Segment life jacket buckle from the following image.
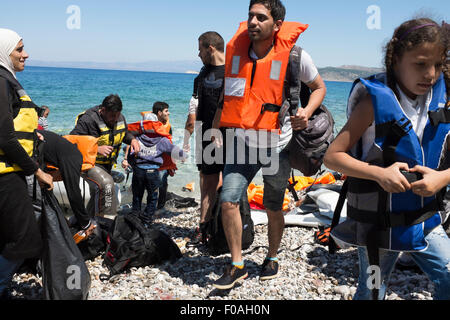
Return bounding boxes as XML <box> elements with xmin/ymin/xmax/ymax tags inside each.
<box><xmin>261</xmin><ymin>103</ymin><xmax>281</xmax><ymax>115</ymax></box>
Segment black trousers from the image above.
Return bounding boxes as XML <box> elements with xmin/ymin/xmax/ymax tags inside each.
<box><xmin>0</xmin><ymin>173</ymin><xmax>42</xmax><ymax>260</ymax></box>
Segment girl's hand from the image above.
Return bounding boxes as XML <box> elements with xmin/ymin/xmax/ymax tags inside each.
<box><xmin>375</xmin><ymin>162</ymin><xmax>411</xmax><ymax>193</ymax></box>
<box><xmin>410</xmin><ymin>165</ymin><xmax>447</xmax><ymax>197</ymax></box>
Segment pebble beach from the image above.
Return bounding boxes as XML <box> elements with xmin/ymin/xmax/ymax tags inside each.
<box><xmin>9</xmin><ymin>199</ymin><xmax>435</xmax><ymax>301</ymax></box>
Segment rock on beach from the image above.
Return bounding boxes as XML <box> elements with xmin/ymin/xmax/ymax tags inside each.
<box><xmin>9</xmin><ymin>203</ymin><xmax>433</xmax><ymax>300</ymax></box>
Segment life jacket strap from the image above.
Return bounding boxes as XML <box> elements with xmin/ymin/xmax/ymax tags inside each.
<box><xmin>260</xmin><ymin>103</ymin><xmax>281</xmax><ymax>114</ymax></box>
<box><xmin>328</xmin><ymin>179</ymin><xmax>349</xmax><ymax>255</ymax></box>
<box><xmin>379</xmin><ymin>119</ymin><xmax>412</xmax><ymax>167</ymax></box>
<box><xmin>347</xmin><ymin>198</ymin><xmax>440</xmax><ymax>228</ymax></box>
<box><xmin>428</xmin><ymin>106</ymin><xmax>450</xmax><ymax>126</ymax></box>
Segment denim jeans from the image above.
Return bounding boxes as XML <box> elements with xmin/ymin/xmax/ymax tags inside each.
<box><xmin>131</xmin><ymin>167</ymin><xmax>162</xmax><ymax>224</ymax></box>
<box><xmin>0</xmin><ymin>255</ymin><xmax>23</xmax><ymax>297</ymax></box>
<box><xmin>355</xmin><ymin>225</ymin><xmax>450</xmax><ymax>300</ymax></box>
<box><xmin>157</xmin><ymin>170</ymin><xmax>169</xmax><ymax>210</ymax></box>
<box><xmin>220</xmin><ymin>137</ymin><xmax>291</xmax><ymax>212</ymax></box>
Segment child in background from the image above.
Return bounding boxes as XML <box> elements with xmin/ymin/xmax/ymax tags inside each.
<box><xmin>128</xmin><ymin>113</ymin><xmax>185</xmax><ymax>227</ymax></box>
<box><xmin>324</xmin><ymin>18</ymin><xmax>450</xmax><ymax>300</ymax></box>
<box><xmin>38</xmin><ymin>105</ymin><xmax>50</xmax><ymax>130</ymax></box>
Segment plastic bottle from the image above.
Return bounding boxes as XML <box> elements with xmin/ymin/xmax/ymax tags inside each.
<box><xmin>73</xmin><ymin>230</ymin><xmax>87</xmax><ymax>244</ymax></box>
<box><xmin>73</xmin><ymin>220</ymin><xmax>97</xmax><ymax>244</ymax></box>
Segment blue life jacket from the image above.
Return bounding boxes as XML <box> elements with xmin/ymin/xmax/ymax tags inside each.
<box><xmin>331</xmin><ymin>73</ymin><xmax>449</xmax><ymax>252</ymax></box>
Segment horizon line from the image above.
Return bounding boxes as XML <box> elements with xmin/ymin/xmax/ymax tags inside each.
<box><xmin>26</xmin><ymin>60</ymin><xmax>382</xmax><ymax>75</ymax></box>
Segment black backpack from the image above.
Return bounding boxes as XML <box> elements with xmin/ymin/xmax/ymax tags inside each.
<box><xmin>206</xmin><ymin>187</ymin><xmax>255</xmax><ymax>256</ymax></box>
<box><xmin>70</xmin><ymin>216</ymin><xmax>114</xmax><ymax>261</ymax></box>
<box><xmin>102</xmin><ymin>213</ymin><xmax>182</xmax><ymax>278</ymax></box>
<box><xmin>282</xmin><ymin>46</ymin><xmax>335</xmax><ymax>176</ymax></box>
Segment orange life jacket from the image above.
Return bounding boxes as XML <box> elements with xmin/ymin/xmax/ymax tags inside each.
<box><xmin>220</xmin><ymin>21</ymin><xmax>308</xmax><ymax>132</ymax></box>
<box><xmin>140</xmin><ymin>111</ymin><xmax>172</xmax><ymax>134</ymax></box>
<box><xmin>127</xmin><ymin>120</ymin><xmax>177</xmax><ymax>171</ymax></box>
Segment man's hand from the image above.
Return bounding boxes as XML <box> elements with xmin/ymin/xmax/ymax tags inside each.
<box><xmin>290</xmin><ymin>108</ymin><xmax>311</xmax><ymax>131</ymax></box>
<box><xmin>97</xmin><ymin>145</ymin><xmax>113</xmax><ymax>157</ymax></box>
<box><xmin>35</xmin><ymin>168</ymin><xmax>54</xmax><ymax>191</ymax></box>
<box><xmin>130</xmin><ymin>138</ymin><xmax>140</xmax><ymax>154</ymax></box>
<box><xmin>122</xmin><ymin>159</ymin><xmax>130</xmax><ymax>169</ymax></box>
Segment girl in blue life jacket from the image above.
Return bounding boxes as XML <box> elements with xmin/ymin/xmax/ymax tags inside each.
<box><xmin>324</xmin><ymin>18</ymin><xmax>450</xmax><ymax>300</ymax></box>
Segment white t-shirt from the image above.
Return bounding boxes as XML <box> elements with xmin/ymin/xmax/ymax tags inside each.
<box><xmin>188</xmin><ymin>96</ymin><xmax>198</xmax><ymax>115</ymax></box>
<box><xmin>236</xmin><ymin>47</ymin><xmax>319</xmax><ymax>150</ymax></box>
<box><xmin>396</xmin><ymin>84</ymin><xmax>429</xmax><ymax>142</ymax></box>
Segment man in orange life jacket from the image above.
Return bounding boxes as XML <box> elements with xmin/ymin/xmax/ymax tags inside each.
<box><xmin>211</xmin><ymin>0</ymin><xmax>326</xmax><ymax>289</ymax></box>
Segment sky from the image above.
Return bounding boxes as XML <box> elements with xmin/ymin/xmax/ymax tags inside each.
<box><xmin>0</xmin><ymin>0</ymin><xmax>448</xmax><ymax>71</ymax></box>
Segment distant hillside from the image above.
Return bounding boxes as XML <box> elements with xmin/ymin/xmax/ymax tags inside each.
<box><xmin>319</xmin><ymin>65</ymin><xmax>383</xmax><ymax>82</ymax></box>
<box><xmin>28</xmin><ymin>60</ymin><xmax>382</xmax><ymax>81</ymax></box>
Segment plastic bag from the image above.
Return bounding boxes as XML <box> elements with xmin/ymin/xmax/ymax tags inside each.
<box><xmin>40</xmin><ymin>189</ymin><xmax>91</xmax><ymax>300</ymax></box>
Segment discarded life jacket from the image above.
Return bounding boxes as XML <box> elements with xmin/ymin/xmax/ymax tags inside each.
<box><xmin>220</xmin><ymin>21</ymin><xmax>308</xmax><ymax>132</ymax></box>
<box><xmin>288</xmin><ymin>172</ymin><xmax>336</xmax><ymax>191</ymax></box>
<box><xmin>75</xmin><ymin>108</ymin><xmax>126</xmax><ymax>167</ymax></box>
<box><xmin>331</xmin><ymin>73</ymin><xmax>449</xmax><ymax>252</ymax></box>
<box><xmin>0</xmin><ymin>68</ymin><xmax>39</xmax><ymax>174</ymax></box>
<box><xmin>128</xmin><ymin>119</ymin><xmax>177</xmax><ymax>171</ymax></box>
<box><xmin>247</xmin><ymin>183</ymin><xmax>290</xmax><ymax>212</ymax></box>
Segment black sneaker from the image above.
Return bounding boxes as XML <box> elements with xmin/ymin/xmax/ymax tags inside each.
<box><xmin>186</xmin><ymin>223</ymin><xmax>208</xmax><ymax>248</ymax></box>
<box><xmin>186</xmin><ymin>226</ymin><xmax>203</xmax><ymax>248</ymax></box>
<box><xmin>259</xmin><ymin>259</ymin><xmax>279</xmax><ymax>281</ymax></box>
<box><xmin>213</xmin><ymin>264</ymin><xmax>248</xmax><ymax>290</ymax></box>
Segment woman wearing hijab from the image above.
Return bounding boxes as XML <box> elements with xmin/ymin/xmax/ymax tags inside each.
<box><xmin>0</xmin><ymin>28</ymin><xmax>53</xmax><ymax>299</ymax></box>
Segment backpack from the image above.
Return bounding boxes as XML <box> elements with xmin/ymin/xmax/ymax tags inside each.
<box><xmin>102</xmin><ymin>213</ymin><xmax>182</xmax><ymax>278</ymax></box>
<box><xmin>206</xmin><ymin>187</ymin><xmax>255</xmax><ymax>256</ymax></box>
<box><xmin>282</xmin><ymin>46</ymin><xmax>335</xmax><ymax>177</ymax></box>
<box><xmin>70</xmin><ymin>216</ymin><xmax>114</xmax><ymax>261</ymax></box>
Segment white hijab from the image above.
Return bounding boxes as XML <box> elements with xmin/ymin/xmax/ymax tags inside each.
<box><xmin>0</xmin><ymin>28</ymin><xmax>22</xmax><ymax>78</ymax></box>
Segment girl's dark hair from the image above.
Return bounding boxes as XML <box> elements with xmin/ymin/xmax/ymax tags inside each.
<box><xmin>383</xmin><ymin>18</ymin><xmax>449</xmax><ymax>100</ymax></box>
<box><xmin>249</xmin><ymin>0</ymin><xmax>286</xmax><ymax>22</ymax></box>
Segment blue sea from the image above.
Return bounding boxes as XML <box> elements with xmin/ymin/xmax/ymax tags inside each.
<box><xmin>17</xmin><ymin>66</ymin><xmax>352</xmax><ymax>200</ymax></box>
